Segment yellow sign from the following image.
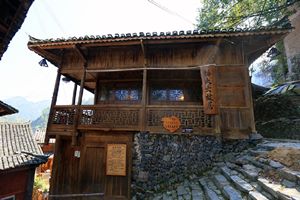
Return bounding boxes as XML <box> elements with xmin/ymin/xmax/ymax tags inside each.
<box><xmin>106</xmin><ymin>144</ymin><xmax>127</xmax><ymax>176</ymax></box>
<box><xmin>162</xmin><ymin>116</ymin><xmax>181</xmax><ymax>133</ymax></box>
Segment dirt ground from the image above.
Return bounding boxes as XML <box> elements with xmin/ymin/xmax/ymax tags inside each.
<box><xmin>265</xmin><ymin>147</ymin><xmax>300</xmax><ymax>171</ymax></box>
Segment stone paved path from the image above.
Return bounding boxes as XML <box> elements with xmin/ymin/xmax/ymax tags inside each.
<box><xmin>138</xmin><ymin>139</ymin><xmax>300</xmax><ymax>200</ymax></box>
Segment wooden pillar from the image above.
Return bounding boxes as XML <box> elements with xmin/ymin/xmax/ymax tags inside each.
<box><xmin>72</xmin><ymin>65</ymin><xmax>87</xmax><ymax>146</ymax></box>
<box><xmin>140</xmin><ymin>39</ymin><xmax>147</xmax><ymax>131</ymax></box>
<box><xmin>72</xmin><ymin>83</ymin><xmax>77</xmax><ymax>105</ymax></box>
<box><xmin>49</xmin><ymin>135</ymin><xmax>61</xmax><ymax>198</ymax></box>
<box><xmin>45</xmin><ymin>67</ymin><xmax>61</xmax><ymax>144</ymax></box>
<box><xmin>243</xmin><ymin>41</ymin><xmax>257</xmax><ymax>135</ymax></box>
<box><xmin>141</xmin><ymin>69</ymin><xmax>147</xmax><ymax>130</ymax></box>
<box><xmin>77</xmin><ymin>65</ymin><xmax>87</xmax><ymax>106</ymax></box>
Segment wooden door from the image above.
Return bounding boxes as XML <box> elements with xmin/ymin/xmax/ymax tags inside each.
<box><xmin>80</xmin><ymin>133</ymin><xmax>132</xmax><ymax>200</ymax></box>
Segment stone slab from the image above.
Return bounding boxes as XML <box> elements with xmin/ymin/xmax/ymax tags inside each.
<box><xmin>222</xmin><ymin>185</ymin><xmax>243</xmax><ymax>200</ymax></box>
<box><xmin>230</xmin><ymin>175</ymin><xmax>254</xmax><ymax>192</ymax></box>
<box><xmin>249</xmin><ymin>191</ymin><xmax>270</xmax><ymax>200</ymax></box>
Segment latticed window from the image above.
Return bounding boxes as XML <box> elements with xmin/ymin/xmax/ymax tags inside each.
<box><xmin>98</xmin><ymin>83</ymin><xmax>142</xmax><ymax>103</ymax></box>
<box><xmin>149</xmin><ymin>70</ymin><xmax>202</xmax><ymax>104</ymax></box>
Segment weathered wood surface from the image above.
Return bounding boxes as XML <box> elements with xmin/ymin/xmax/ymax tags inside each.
<box><xmin>50</xmin><ymin>133</ymin><xmax>132</xmax><ymax>199</ymax></box>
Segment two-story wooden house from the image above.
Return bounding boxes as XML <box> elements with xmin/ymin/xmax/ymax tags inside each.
<box><xmin>28</xmin><ymin>27</ymin><xmax>291</xmax><ymax>199</ymax></box>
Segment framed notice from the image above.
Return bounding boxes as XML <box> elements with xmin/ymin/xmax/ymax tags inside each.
<box><xmin>106</xmin><ymin>144</ymin><xmax>127</xmax><ymax>176</ymax></box>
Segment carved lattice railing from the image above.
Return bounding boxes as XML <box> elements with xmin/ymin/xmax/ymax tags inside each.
<box><xmin>78</xmin><ymin>105</ymin><xmax>142</xmax><ymax>130</ymax></box>
<box><xmin>51</xmin><ymin>106</ymin><xmax>77</xmax><ymax>125</ymax></box>
<box><xmin>48</xmin><ymin>105</ymin><xmax>215</xmax><ymax>133</ymax></box>
<box><xmin>146</xmin><ymin>106</ymin><xmax>215</xmax><ymax>133</ymax></box>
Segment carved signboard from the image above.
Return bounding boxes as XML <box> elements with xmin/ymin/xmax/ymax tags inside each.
<box><xmin>200</xmin><ymin>66</ymin><xmax>218</xmax><ymax>114</ymax></box>
<box><xmin>106</xmin><ymin>144</ymin><xmax>127</xmax><ymax>176</ymax></box>
<box><xmin>162</xmin><ymin>116</ymin><xmax>181</xmax><ymax>133</ymax></box>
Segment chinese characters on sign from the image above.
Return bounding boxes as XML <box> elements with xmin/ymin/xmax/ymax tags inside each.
<box><xmin>201</xmin><ymin>66</ymin><xmax>218</xmax><ymax>114</ymax></box>
<box><xmin>106</xmin><ymin>144</ymin><xmax>127</xmax><ymax>176</ymax></box>
<box><xmin>162</xmin><ymin>116</ymin><xmax>181</xmax><ymax>133</ymax></box>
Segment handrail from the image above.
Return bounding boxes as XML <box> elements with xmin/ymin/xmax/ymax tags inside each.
<box><xmin>49</xmin><ymin>192</ymin><xmax>104</xmax><ymax>198</ymax></box>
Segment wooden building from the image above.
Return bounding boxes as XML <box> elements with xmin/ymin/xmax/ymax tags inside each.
<box><xmin>0</xmin><ymin>0</ymin><xmax>34</xmax><ymax>60</ymax></box>
<box><xmin>0</xmin><ymin>122</ymin><xmax>47</xmax><ymax>200</ymax></box>
<box><xmin>28</xmin><ymin>27</ymin><xmax>291</xmax><ymax>199</ymax></box>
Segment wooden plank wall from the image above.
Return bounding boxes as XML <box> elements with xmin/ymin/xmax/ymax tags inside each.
<box><xmin>50</xmin><ymin>133</ymin><xmax>132</xmax><ymax>200</ymax></box>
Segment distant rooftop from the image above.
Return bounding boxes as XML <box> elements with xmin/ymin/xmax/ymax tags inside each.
<box><xmin>0</xmin><ymin>100</ymin><xmax>18</xmax><ymax>117</ymax></box>
<box><xmin>0</xmin><ymin>122</ymin><xmax>47</xmax><ymax>171</ymax></box>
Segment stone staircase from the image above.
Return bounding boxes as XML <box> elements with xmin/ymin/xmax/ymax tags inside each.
<box><xmin>146</xmin><ymin>140</ymin><xmax>300</xmax><ymax>200</ymax></box>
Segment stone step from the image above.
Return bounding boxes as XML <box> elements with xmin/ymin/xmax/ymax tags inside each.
<box><xmin>258</xmin><ymin>177</ymin><xmax>300</xmax><ymax>200</ymax></box>
<box><xmin>199</xmin><ymin>178</ymin><xmax>224</xmax><ymax>200</ymax></box>
<box><xmin>189</xmin><ymin>181</ymin><xmax>205</xmax><ymax>200</ymax></box>
<box><xmin>279</xmin><ymin>167</ymin><xmax>300</xmax><ymax>184</ymax></box>
<box><xmin>245</xmin><ymin>156</ymin><xmax>271</xmax><ymax>170</ymax></box>
<box><xmin>213</xmin><ymin>174</ymin><xmax>243</xmax><ymax>200</ymax></box>
<box><xmin>249</xmin><ymin>150</ymin><xmax>269</xmax><ymax>157</ymax></box>
<box><xmin>238</xmin><ymin>164</ymin><xmax>261</xmax><ymax>181</ymax></box>
<box><xmin>249</xmin><ymin>190</ymin><xmax>270</xmax><ymax>200</ymax></box>
<box><xmin>219</xmin><ymin>166</ymin><xmax>271</xmax><ymax>200</ymax></box>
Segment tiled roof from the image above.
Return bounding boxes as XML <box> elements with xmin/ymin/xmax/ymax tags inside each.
<box><xmin>0</xmin><ymin>122</ymin><xmax>47</xmax><ymax>171</ymax></box>
<box><xmin>28</xmin><ymin>26</ymin><xmax>292</xmax><ymax>47</ymax></box>
<box><xmin>0</xmin><ymin>100</ymin><xmax>18</xmax><ymax>117</ymax></box>
<box><xmin>34</xmin><ymin>128</ymin><xmax>55</xmax><ymax>144</ymax></box>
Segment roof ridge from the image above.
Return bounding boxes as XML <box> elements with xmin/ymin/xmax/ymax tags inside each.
<box><xmin>28</xmin><ymin>26</ymin><xmax>293</xmax><ymax>45</ymax></box>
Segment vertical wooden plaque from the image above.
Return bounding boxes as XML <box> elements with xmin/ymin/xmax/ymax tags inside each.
<box><xmin>106</xmin><ymin>144</ymin><xmax>127</xmax><ymax>176</ymax></box>
<box><xmin>201</xmin><ymin>66</ymin><xmax>218</xmax><ymax>114</ymax></box>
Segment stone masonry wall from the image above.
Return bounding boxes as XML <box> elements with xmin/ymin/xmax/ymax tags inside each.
<box><xmin>131</xmin><ymin>133</ymin><xmax>222</xmax><ymax>198</ymax></box>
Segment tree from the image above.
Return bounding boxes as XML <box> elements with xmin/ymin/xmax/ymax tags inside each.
<box><xmin>197</xmin><ymin>0</ymin><xmax>296</xmax><ymax>29</ymax></box>
<box><xmin>197</xmin><ymin>0</ymin><xmax>299</xmax><ymax>85</ymax></box>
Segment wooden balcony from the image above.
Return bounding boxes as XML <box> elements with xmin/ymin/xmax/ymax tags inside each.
<box><xmin>47</xmin><ymin>105</ymin><xmax>216</xmax><ymax>136</ymax></box>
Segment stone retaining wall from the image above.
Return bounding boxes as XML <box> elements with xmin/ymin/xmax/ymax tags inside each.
<box><xmin>131</xmin><ymin>132</ymin><xmax>255</xmax><ymax>198</ymax></box>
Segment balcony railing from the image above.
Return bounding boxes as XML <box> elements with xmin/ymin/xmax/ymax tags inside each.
<box><xmin>47</xmin><ymin>104</ymin><xmax>215</xmax><ymax>135</ymax></box>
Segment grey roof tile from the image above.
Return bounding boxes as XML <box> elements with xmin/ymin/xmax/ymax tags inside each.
<box><xmin>0</xmin><ymin>122</ymin><xmax>48</xmax><ymax>171</ymax></box>
<box><xmin>27</xmin><ymin>26</ymin><xmax>292</xmax><ymax>47</ymax></box>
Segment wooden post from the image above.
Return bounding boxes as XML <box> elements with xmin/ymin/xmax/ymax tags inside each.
<box><xmin>72</xmin><ymin>82</ymin><xmax>77</xmax><ymax>105</ymax></box>
<box><xmin>49</xmin><ymin>135</ymin><xmax>61</xmax><ymax>198</ymax></box>
<box><xmin>141</xmin><ymin>69</ymin><xmax>147</xmax><ymax>130</ymax></box>
<box><xmin>243</xmin><ymin>41</ymin><xmax>257</xmax><ymax>135</ymax></box>
<box><xmin>140</xmin><ymin>39</ymin><xmax>147</xmax><ymax>131</ymax></box>
<box><xmin>77</xmin><ymin>66</ymin><xmax>87</xmax><ymax>106</ymax></box>
<box><xmin>45</xmin><ymin>67</ymin><xmax>61</xmax><ymax>144</ymax></box>
<box><xmin>72</xmin><ymin>65</ymin><xmax>87</xmax><ymax>146</ymax></box>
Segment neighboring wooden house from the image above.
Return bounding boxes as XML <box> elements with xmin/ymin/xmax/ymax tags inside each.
<box><xmin>0</xmin><ymin>122</ymin><xmax>47</xmax><ymax>200</ymax></box>
<box><xmin>34</xmin><ymin>129</ymin><xmax>55</xmax><ymax>154</ymax></box>
<box><xmin>0</xmin><ymin>100</ymin><xmax>18</xmax><ymax>117</ymax></box>
<box><xmin>28</xmin><ymin>27</ymin><xmax>291</xmax><ymax>199</ymax></box>
<box><xmin>0</xmin><ymin>0</ymin><xmax>34</xmax><ymax>60</ymax></box>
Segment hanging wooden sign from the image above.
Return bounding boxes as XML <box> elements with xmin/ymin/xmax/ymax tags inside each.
<box><xmin>162</xmin><ymin>116</ymin><xmax>181</xmax><ymax>133</ymax></box>
<box><xmin>106</xmin><ymin>144</ymin><xmax>127</xmax><ymax>176</ymax></box>
<box><xmin>200</xmin><ymin>66</ymin><xmax>218</xmax><ymax>115</ymax></box>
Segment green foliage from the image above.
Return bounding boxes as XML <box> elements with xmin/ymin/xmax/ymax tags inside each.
<box><xmin>197</xmin><ymin>0</ymin><xmax>294</xmax><ymax>29</ymax></box>
<box><xmin>254</xmin><ymin>94</ymin><xmax>299</xmax><ymax>122</ymax></box>
<box><xmin>31</xmin><ymin>107</ymin><xmax>50</xmax><ymax>131</ymax></box>
<box><xmin>34</xmin><ymin>176</ymin><xmax>49</xmax><ymax>193</ymax></box>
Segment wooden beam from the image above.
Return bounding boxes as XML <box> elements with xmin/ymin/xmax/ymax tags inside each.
<box><xmin>30</xmin><ymin>47</ymin><xmax>62</xmax><ymax>65</ymax></box>
<box><xmin>74</xmin><ymin>44</ymin><xmax>87</xmax><ymax>63</ymax></box>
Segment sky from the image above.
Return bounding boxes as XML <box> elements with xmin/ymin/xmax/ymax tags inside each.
<box><xmin>0</xmin><ymin>0</ymin><xmax>201</xmax><ymax>103</ymax></box>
